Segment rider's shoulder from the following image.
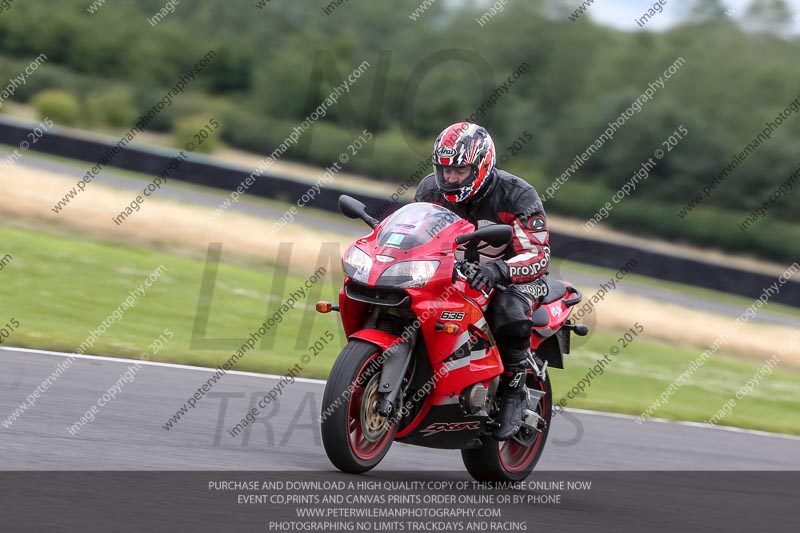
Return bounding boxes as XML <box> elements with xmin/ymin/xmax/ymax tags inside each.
<box><xmin>492</xmin><ymin>169</ymin><xmax>542</xmax><ymax>209</ymax></box>
<box><xmin>414</xmin><ymin>173</ymin><xmax>440</xmax><ymax>200</ymax></box>
<box><xmin>418</xmin><ymin>172</ymin><xmax>437</xmax><ymax>186</ymax></box>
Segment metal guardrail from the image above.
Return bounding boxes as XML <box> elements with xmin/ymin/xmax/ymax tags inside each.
<box><xmin>1</xmin><ymin>116</ymin><xmax>797</xmax><ymax>308</ymax></box>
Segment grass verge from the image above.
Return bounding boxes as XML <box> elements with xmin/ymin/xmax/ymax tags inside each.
<box><xmin>550</xmin><ymin>331</ymin><xmax>800</xmax><ymax>436</ymax></box>
<box><xmin>1</xmin><ymin>223</ymin><xmax>798</xmax><ymax>435</ymax></box>
<box><xmin>0</xmin><ymin>224</ymin><xmax>343</xmax><ymax>378</ymax></box>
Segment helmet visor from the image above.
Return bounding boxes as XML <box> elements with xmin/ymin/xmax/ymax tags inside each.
<box><xmin>434</xmin><ymin>164</ymin><xmax>478</xmax><ymax>196</ymax></box>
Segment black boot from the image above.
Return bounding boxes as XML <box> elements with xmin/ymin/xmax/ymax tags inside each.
<box><xmin>493</xmin><ymin>361</ymin><xmax>529</xmax><ymax>440</ymax></box>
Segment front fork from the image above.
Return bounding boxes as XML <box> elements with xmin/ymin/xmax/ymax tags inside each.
<box><xmin>348</xmin><ymin>326</ymin><xmax>418</xmax><ymax>418</ymax></box>
<box><xmin>375</xmin><ymin>329</ymin><xmax>417</xmax><ymax>417</ymax></box>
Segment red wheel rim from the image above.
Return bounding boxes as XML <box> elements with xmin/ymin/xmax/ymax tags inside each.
<box><xmin>498</xmin><ymin>378</ymin><xmax>548</xmax><ymax>473</ymax></box>
<box><xmin>346</xmin><ymin>353</ymin><xmax>393</xmax><ymax>461</ymax></box>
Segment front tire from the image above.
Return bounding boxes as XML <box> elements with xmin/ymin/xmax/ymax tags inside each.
<box><xmin>321</xmin><ymin>340</ymin><xmax>397</xmax><ymax>474</ymax></box>
<box><xmin>461</xmin><ymin>370</ymin><xmax>552</xmax><ymax>482</ymax></box>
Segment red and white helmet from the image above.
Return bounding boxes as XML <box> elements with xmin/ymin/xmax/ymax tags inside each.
<box><xmin>432</xmin><ymin>122</ymin><xmax>496</xmax><ymax>203</ymax></box>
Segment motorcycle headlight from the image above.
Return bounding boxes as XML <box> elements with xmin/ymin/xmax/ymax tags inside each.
<box><xmin>376</xmin><ymin>261</ymin><xmax>440</xmax><ymax>289</ymax></box>
<box><xmin>343</xmin><ymin>246</ymin><xmax>372</xmax><ymax>284</ymax></box>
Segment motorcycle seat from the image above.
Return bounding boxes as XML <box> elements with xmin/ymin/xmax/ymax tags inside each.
<box><xmin>542</xmin><ymin>278</ymin><xmax>568</xmax><ymax>304</ymax></box>
<box><xmin>531</xmin><ymin>306</ymin><xmax>550</xmax><ymax>326</ymax></box>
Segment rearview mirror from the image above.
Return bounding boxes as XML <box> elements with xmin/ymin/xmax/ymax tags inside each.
<box><xmin>339</xmin><ymin>195</ymin><xmax>367</xmax><ymax>220</ymax></box>
<box><xmin>338</xmin><ymin>195</ymin><xmax>379</xmax><ymax>228</ymax></box>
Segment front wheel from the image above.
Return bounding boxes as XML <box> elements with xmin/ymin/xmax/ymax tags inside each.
<box><xmin>461</xmin><ymin>370</ymin><xmax>552</xmax><ymax>482</ymax></box>
<box><xmin>321</xmin><ymin>340</ymin><xmax>397</xmax><ymax>474</ymax></box>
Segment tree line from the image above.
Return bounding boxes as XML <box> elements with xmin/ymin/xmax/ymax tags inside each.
<box><xmin>0</xmin><ymin>0</ymin><xmax>798</xmax><ymax>262</ymax></box>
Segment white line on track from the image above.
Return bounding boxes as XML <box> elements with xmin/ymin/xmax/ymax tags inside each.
<box><xmin>3</xmin><ymin>345</ymin><xmax>799</xmax><ymax>441</ymax></box>
<box><xmin>0</xmin><ymin>346</ymin><xmax>327</xmax><ymax>384</ymax></box>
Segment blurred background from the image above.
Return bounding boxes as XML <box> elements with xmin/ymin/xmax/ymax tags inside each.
<box><xmin>1</xmin><ymin>0</ymin><xmax>799</xmax><ymax>434</ymax></box>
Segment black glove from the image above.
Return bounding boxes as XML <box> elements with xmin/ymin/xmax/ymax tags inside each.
<box><xmin>468</xmin><ymin>261</ymin><xmax>508</xmax><ymax>292</ymax></box>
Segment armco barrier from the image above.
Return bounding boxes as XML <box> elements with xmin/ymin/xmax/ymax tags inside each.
<box><xmin>1</xmin><ymin>116</ymin><xmax>797</xmax><ymax>308</ymax></box>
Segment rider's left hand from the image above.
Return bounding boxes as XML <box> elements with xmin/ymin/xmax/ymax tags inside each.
<box><xmin>469</xmin><ymin>261</ymin><xmax>507</xmax><ymax>292</ymax></box>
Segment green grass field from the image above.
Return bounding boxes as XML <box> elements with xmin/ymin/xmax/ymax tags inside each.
<box><xmin>0</xmin><ymin>224</ymin><xmax>342</xmax><ymax>377</ymax></box>
<box><xmin>2</xmin><ymin>223</ymin><xmax>799</xmax><ymax>435</ymax></box>
<box><xmin>549</xmin><ymin>332</ymin><xmax>800</xmax><ymax>435</ymax></box>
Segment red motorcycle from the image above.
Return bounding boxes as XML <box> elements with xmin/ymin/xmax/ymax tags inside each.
<box><xmin>318</xmin><ymin>196</ymin><xmax>587</xmax><ymax>481</ymax></box>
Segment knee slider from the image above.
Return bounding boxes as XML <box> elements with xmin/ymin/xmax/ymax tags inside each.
<box><xmin>496</xmin><ymin>333</ymin><xmax>530</xmax><ymax>357</ymax></box>
<box><xmin>489</xmin><ymin>291</ymin><xmax>532</xmax><ymax>327</ymax></box>
<box><xmin>495</xmin><ymin>320</ymin><xmax>533</xmax><ymax>339</ymax></box>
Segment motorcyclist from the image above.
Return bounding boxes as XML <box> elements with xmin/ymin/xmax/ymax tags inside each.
<box><xmin>414</xmin><ymin>122</ymin><xmax>550</xmax><ymax>440</ymax></box>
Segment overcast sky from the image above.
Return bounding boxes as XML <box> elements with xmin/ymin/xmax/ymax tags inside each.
<box><xmin>587</xmin><ymin>0</ymin><xmax>800</xmax><ymax>32</ymax></box>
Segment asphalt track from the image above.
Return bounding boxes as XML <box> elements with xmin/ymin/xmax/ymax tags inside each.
<box><xmin>2</xmin><ymin>347</ymin><xmax>798</xmax><ymax>472</ymax></box>
<box><xmin>4</xmin><ymin>347</ymin><xmax>800</xmax><ymax>531</ymax></box>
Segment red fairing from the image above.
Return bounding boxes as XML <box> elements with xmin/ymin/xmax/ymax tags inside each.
<box><xmin>337</xmin><ymin>209</ymin><xmax>507</xmax><ymax>399</ymax></box>
<box><xmin>498</xmin><ymin>210</ymin><xmax>550</xmax><ymax>284</ymax></box>
<box><xmin>338</xmin><ymin>281</ymin><xmax>367</xmax><ymax>337</ymax></box>
<box><xmin>350</xmin><ymin>329</ymin><xmax>405</xmax><ymax>352</ymax></box>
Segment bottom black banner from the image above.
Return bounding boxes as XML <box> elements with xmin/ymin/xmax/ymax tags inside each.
<box><xmin>1</xmin><ymin>471</ymin><xmax>797</xmax><ymax>532</ymax></box>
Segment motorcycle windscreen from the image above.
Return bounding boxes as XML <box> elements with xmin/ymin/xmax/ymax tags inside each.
<box><xmin>376</xmin><ymin>203</ymin><xmax>460</xmax><ymax>251</ymax></box>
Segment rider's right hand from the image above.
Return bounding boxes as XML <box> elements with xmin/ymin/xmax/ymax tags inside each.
<box><xmin>468</xmin><ymin>262</ymin><xmax>505</xmax><ymax>292</ymax></box>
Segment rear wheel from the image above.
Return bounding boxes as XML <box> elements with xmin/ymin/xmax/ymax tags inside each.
<box><xmin>461</xmin><ymin>370</ymin><xmax>552</xmax><ymax>482</ymax></box>
<box><xmin>321</xmin><ymin>340</ymin><xmax>397</xmax><ymax>474</ymax></box>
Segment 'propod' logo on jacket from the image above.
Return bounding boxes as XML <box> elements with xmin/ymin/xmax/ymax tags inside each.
<box><xmin>509</xmin><ymin>247</ymin><xmax>551</xmax><ymax>279</ymax></box>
